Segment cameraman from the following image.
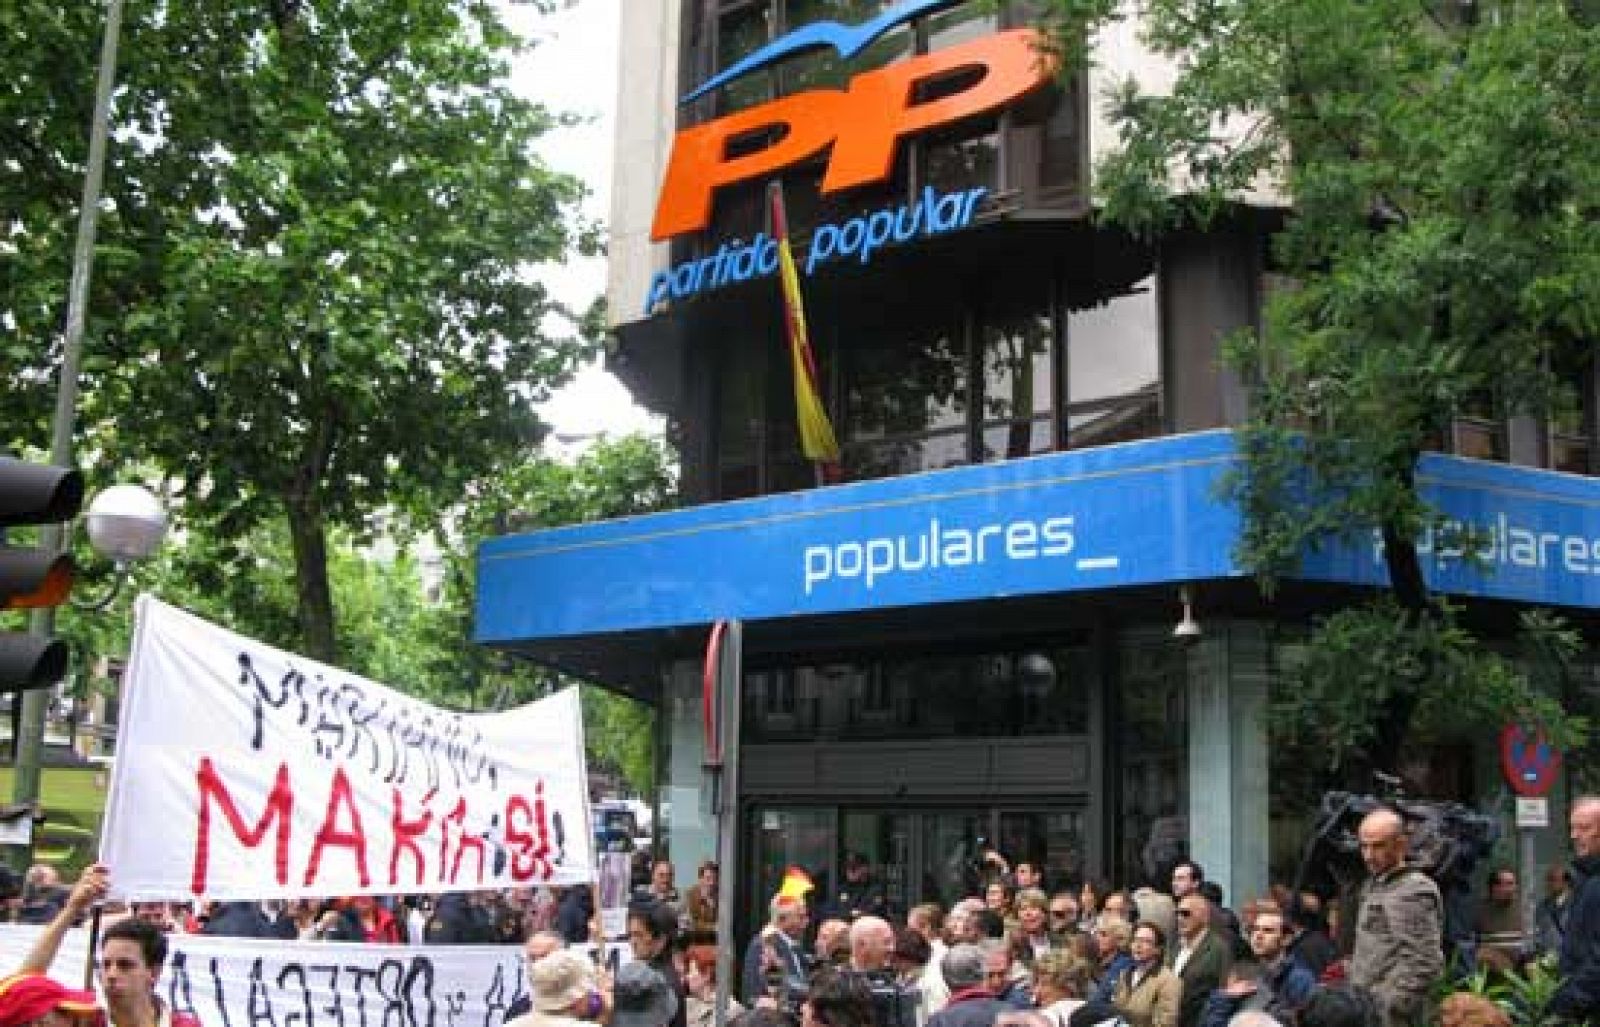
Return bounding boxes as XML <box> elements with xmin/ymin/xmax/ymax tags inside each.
<box><xmin>843</xmin><ymin>918</ymin><xmax>919</xmax><ymax>1027</ymax></box>
<box><xmin>803</xmin><ymin>970</ymin><xmax>876</xmax><ymax>1027</ymax></box>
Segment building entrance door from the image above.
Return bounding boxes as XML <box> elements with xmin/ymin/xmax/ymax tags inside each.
<box><xmin>745</xmin><ymin>803</ymin><xmax>1091</xmax><ymax>935</ymax></box>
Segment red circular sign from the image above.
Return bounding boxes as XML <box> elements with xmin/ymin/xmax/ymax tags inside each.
<box><xmin>1500</xmin><ymin>724</ymin><xmax>1561</xmax><ymax>797</ymax></box>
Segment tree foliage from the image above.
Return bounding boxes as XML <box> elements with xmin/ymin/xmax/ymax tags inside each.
<box><xmin>1</xmin><ymin>0</ymin><xmax>595</xmax><ymax>662</ymax></box>
<box><xmin>1035</xmin><ymin>0</ymin><xmax>1598</xmax><ymax>774</ymax></box>
<box><xmin>37</xmin><ymin>434</ymin><xmax>677</xmax><ymax>795</ymax></box>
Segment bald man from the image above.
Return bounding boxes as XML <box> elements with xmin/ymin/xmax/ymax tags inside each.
<box><xmin>850</xmin><ymin>916</ymin><xmax>896</xmax><ymax>972</ymax></box>
<box><xmin>1349</xmin><ymin>809</ymin><xmax>1443</xmax><ymax>1027</ymax></box>
<box><xmin>1551</xmin><ymin>796</ymin><xmax>1600</xmax><ymax>1020</ymax></box>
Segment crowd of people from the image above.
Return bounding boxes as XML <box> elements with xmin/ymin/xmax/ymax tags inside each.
<box><xmin>2</xmin><ymin>799</ymin><xmax>1599</xmax><ymax>1027</ymax></box>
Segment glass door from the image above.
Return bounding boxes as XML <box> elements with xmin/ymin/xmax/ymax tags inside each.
<box><xmin>998</xmin><ymin>809</ymin><xmax>1089</xmax><ymax>892</ymax></box>
<box><xmin>747</xmin><ymin>807</ymin><xmax>834</xmax><ymax>936</ymax></box>
<box><xmin>920</xmin><ymin>810</ymin><xmax>991</xmax><ymax>907</ymax></box>
<box><xmin>840</xmin><ymin>810</ymin><xmax>915</xmax><ymax>919</ymax></box>
<box><xmin>743</xmin><ymin>803</ymin><xmax>1095</xmax><ymax>935</ymax></box>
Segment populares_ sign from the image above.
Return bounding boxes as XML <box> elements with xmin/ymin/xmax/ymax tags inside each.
<box><xmin>650</xmin><ymin>0</ymin><xmax>1054</xmax><ymax>243</ymax></box>
<box><xmin>100</xmin><ymin>595</ymin><xmax>594</xmax><ymax>901</ymax></box>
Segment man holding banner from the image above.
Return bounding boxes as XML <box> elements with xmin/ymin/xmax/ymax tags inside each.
<box><xmin>18</xmin><ymin>865</ymin><xmax>198</xmax><ymax>1027</ymax></box>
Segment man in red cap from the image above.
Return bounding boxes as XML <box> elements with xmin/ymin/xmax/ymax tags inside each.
<box><xmin>20</xmin><ymin>865</ymin><xmax>199</xmax><ymax>1027</ymax></box>
<box><xmin>0</xmin><ymin>973</ymin><xmax>102</xmax><ymax>1027</ymax></box>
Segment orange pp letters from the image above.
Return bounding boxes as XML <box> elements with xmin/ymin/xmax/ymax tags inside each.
<box><xmin>651</xmin><ymin>29</ymin><xmax>1051</xmax><ymax>241</ymax></box>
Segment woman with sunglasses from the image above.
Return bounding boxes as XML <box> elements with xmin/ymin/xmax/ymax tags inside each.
<box><xmin>1111</xmin><ymin>921</ymin><xmax>1181</xmax><ymax>1027</ymax></box>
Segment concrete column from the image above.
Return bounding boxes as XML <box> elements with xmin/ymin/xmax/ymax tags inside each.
<box><xmin>1186</xmin><ymin>621</ymin><xmax>1271</xmax><ymax>907</ymax></box>
<box><xmin>660</xmin><ymin>659</ymin><xmax>718</xmax><ymax>871</ymax></box>
<box><xmin>1506</xmin><ymin>414</ymin><xmax>1545</xmax><ymax>468</ymax></box>
<box><xmin>1159</xmin><ymin>227</ymin><xmax>1260</xmax><ymax>432</ymax></box>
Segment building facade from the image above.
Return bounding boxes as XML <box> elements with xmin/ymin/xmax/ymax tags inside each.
<box><xmin>478</xmin><ymin>0</ymin><xmax>1600</xmax><ymax>936</ymax></box>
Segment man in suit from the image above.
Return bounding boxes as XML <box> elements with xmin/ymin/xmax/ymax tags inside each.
<box><xmin>1171</xmin><ymin>892</ymin><xmax>1231</xmax><ymax>1027</ymax></box>
<box><xmin>741</xmin><ymin>894</ymin><xmax>811</xmax><ymax>1006</ymax></box>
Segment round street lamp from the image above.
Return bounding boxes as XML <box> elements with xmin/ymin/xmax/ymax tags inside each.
<box><xmin>76</xmin><ymin>484</ymin><xmax>169</xmax><ymax>611</ymax></box>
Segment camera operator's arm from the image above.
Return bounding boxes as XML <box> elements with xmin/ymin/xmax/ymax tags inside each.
<box><xmin>20</xmin><ymin>863</ymin><xmax>108</xmax><ymax>975</ymax></box>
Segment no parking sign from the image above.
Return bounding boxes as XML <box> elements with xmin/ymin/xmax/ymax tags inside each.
<box><xmin>1499</xmin><ymin>723</ymin><xmax>1562</xmax><ymax>798</ymax></box>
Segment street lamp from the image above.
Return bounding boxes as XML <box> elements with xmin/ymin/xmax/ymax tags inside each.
<box><xmin>5</xmin><ymin>480</ymin><xmax>165</xmax><ymax>868</ymax></box>
<box><xmin>76</xmin><ymin>484</ymin><xmax>169</xmax><ymax>611</ymax></box>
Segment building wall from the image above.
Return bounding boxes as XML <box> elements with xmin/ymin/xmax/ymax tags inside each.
<box><xmin>606</xmin><ymin>0</ymin><xmax>682</xmax><ymax>325</ymax></box>
<box><xmin>1087</xmin><ymin>0</ymin><xmax>1287</xmax><ymax>208</ymax></box>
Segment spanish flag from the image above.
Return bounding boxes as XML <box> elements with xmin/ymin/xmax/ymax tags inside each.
<box><xmin>777</xmin><ymin>865</ymin><xmax>815</xmax><ymax>901</ymax></box>
<box><xmin>768</xmin><ymin>183</ymin><xmax>841</xmax><ymax>478</ymax></box>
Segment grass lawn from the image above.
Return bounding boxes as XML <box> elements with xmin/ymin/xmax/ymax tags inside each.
<box><xmin>0</xmin><ymin>766</ymin><xmax>111</xmax><ymax>873</ymax></box>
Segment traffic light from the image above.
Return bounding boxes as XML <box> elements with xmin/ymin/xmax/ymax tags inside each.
<box><xmin>0</xmin><ymin>458</ymin><xmax>84</xmax><ymax>690</ymax></box>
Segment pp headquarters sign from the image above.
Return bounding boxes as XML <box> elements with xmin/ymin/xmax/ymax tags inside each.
<box><xmin>643</xmin><ymin>1</ymin><xmax>1054</xmax><ymax>312</ymax></box>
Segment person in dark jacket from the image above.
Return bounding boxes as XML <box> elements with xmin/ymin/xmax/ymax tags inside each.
<box><xmin>1550</xmin><ymin>796</ymin><xmax>1600</xmax><ymax>1021</ymax></box>
<box><xmin>628</xmin><ymin>902</ymin><xmax>688</xmax><ymax>1027</ymax></box>
<box><xmin>1198</xmin><ymin>909</ymin><xmax>1316</xmax><ymax>1027</ymax></box>
<box><xmin>426</xmin><ymin>892</ymin><xmax>494</xmax><ymax>944</ymax></box>
<box><xmin>201</xmin><ymin>901</ymin><xmax>276</xmax><ymax>938</ymax></box>
<box><xmin>558</xmin><ymin>885</ymin><xmax>595</xmax><ymax>945</ymax></box>
<box><xmin>827</xmin><ymin>853</ymin><xmax>888</xmax><ymax>923</ymax></box>
<box><xmin>927</xmin><ymin>944</ymin><xmax>1011</xmax><ymax>1027</ymax></box>
<box><xmin>1287</xmin><ymin>896</ymin><xmax>1338</xmax><ymax>980</ymax></box>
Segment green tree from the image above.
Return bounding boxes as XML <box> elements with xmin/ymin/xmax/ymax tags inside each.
<box><xmin>427</xmin><ymin>433</ymin><xmax>678</xmax><ymax>791</ymax></box>
<box><xmin>1032</xmin><ymin>0</ymin><xmax>1597</xmax><ymax>775</ymax></box>
<box><xmin>52</xmin><ymin>432</ymin><xmax>675</xmax><ymax>792</ymax></box>
<box><xmin>1</xmin><ymin>0</ymin><xmax>594</xmax><ymax>663</ymax></box>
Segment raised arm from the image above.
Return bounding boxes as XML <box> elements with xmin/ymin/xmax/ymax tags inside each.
<box><xmin>19</xmin><ymin>863</ymin><xmax>109</xmax><ymax>975</ymax></box>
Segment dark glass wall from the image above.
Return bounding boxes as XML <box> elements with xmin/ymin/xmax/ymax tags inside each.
<box><xmin>743</xmin><ymin>641</ymin><xmax>1093</xmax><ymax>742</ymax></box>
<box><xmin>709</xmin><ymin>258</ymin><xmax>1161</xmax><ymax>497</ymax></box>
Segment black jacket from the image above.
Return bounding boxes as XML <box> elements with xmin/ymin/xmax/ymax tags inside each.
<box><xmin>426</xmin><ymin>894</ymin><xmax>494</xmax><ymax>944</ymax></box>
<box><xmin>1288</xmin><ymin>927</ymin><xmax>1337</xmax><ymax>978</ymax></box>
<box><xmin>558</xmin><ymin>887</ymin><xmax>594</xmax><ymax>945</ymax></box>
<box><xmin>202</xmin><ymin>902</ymin><xmax>275</xmax><ymax>938</ymax></box>
<box><xmin>1552</xmin><ymin>853</ymin><xmax>1600</xmax><ymax>1018</ymax></box>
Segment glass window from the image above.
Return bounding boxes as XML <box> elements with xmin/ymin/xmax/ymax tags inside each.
<box><xmin>1116</xmin><ymin>628</ymin><xmax>1188</xmax><ymax>890</ymax></box>
<box><xmin>981</xmin><ymin>280</ymin><xmax>1055</xmax><ymax>463</ymax></box>
<box><xmin>748</xmin><ymin>807</ymin><xmax>835</xmax><ymax>935</ymax></box>
<box><xmin>841</xmin><ymin>299</ymin><xmax>968</xmax><ymax>481</ymax></box>
<box><xmin>924</xmin><ymin>4</ymin><xmax>999</xmax><ymax>49</ymax></box>
<box><xmin>1037</xmin><ymin>81</ymin><xmax>1085</xmax><ymax>196</ymax></box>
<box><xmin>845</xmin><ymin>311</ymin><xmax>965</xmax><ymax>440</ymax></box>
<box><xmin>716</xmin><ymin>4</ymin><xmax>775</xmax><ymax>114</ymax></box>
<box><xmin>782</xmin><ymin>0</ymin><xmax>910</xmax><ymax>95</ymax></box>
<box><xmin>1066</xmin><ymin>276</ymin><xmax>1161</xmax><ymax>448</ymax></box>
<box><xmin>840</xmin><ymin>810</ymin><xmax>915</xmax><ymax>918</ymax></box>
<box><xmin>743</xmin><ymin>645</ymin><xmax>1092</xmax><ymax>742</ymax></box>
<box><xmin>999</xmin><ymin>810</ymin><xmax>1088</xmax><ymax>893</ymax></box>
<box><xmin>716</xmin><ymin>329</ymin><xmax>769</xmax><ymax>499</ymax></box>
<box><xmin>922</xmin><ymin>124</ymin><xmax>1002</xmax><ymax>197</ymax></box>
<box><xmin>921</xmin><ymin>812</ymin><xmax>991</xmax><ymax>908</ymax></box>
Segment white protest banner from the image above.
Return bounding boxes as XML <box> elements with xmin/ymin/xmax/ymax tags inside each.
<box><xmin>101</xmin><ymin>596</ymin><xmax>594</xmax><ymax>901</ymax></box>
<box><xmin>0</xmin><ymin>925</ymin><xmax>628</xmax><ymax>1027</ymax></box>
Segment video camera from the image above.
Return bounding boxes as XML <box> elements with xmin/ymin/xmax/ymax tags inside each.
<box><xmin>764</xmin><ymin>955</ymin><xmax>917</xmax><ymax>1027</ymax></box>
<box><xmin>760</xmin><ymin>938</ymin><xmax>812</xmax><ymax>1017</ymax></box>
<box><xmin>845</xmin><ymin>969</ymin><xmax>919</xmax><ymax>1027</ymax></box>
